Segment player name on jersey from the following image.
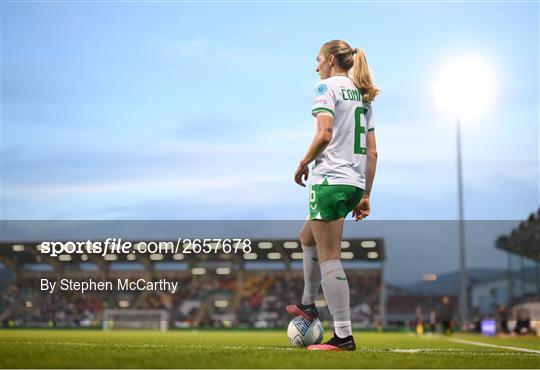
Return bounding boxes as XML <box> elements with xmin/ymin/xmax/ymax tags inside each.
<box><xmin>340</xmin><ymin>88</ymin><xmax>363</xmax><ymax>102</ymax></box>
<box><xmin>40</xmin><ymin>278</ymin><xmax>179</xmax><ymax>294</ymax></box>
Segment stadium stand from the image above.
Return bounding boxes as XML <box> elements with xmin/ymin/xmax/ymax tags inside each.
<box><xmin>0</xmin><ymin>239</ymin><xmax>385</xmax><ymax>329</ymax></box>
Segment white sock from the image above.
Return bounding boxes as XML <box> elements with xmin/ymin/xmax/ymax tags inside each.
<box><xmin>301</xmin><ymin>246</ymin><xmax>321</xmax><ymax>305</ymax></box>
<box><xmin>320</xmin><ymin>259</ymin><xmax>352</xmax><ymax>338</ymax></box>
<box><xmin>334</xmin><ymin>320</ymin><xmax>352</xmax><ymax>338</ymax></box>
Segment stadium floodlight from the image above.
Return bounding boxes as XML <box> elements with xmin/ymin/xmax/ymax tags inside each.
<box><xmin>340</xmin><ymin>251</ymin><xmax>354</xmax><ymax>259</ymax></box>
<box><xmin>149</xmin><ymin>253</ymin><xmax>164</xmax><ymax>261</ymax></box>
<box><xmin>434</xmin><ymin>56</ymin><xmax>494</xmax><ymax>117</ymax></box>
<box><xmin>126</xmin><ymin>253</ymin><xmax>136</xmax><ymax>261</ymax></box>
<box><xmin>191</xmin><ymin>267</ymin><xmax>206</xmax><ymax>275</ymax></box>
<box><xmin>360</xmin><ymin>240</ymin><xmax>376</xmax><ymax>248</ymax></box>
<box><xmin>243</xmin><ymin>252</ymin><xmax>257</xmax><ymax>260</ymax></box>
<box><xmin>104</xmin><ymin>254</ymin><xmax>118</xmax><ymax>261</ymax></box>
<box><xmin>290</xmin><ymin>252</ymin><xmax>303</xmax><ymax>260</ymax></box>
<box><xmin>173</xmin><ymin>253</ymin><xmax>184</xmax><ymax>260</ymax></box>
<box><xmin>367</xmin><ymin>251</ymin><xmax>379</xmax><ymax>259</ymax></box>
<box><xmin>267</xmin><ymin>252</ymin><xmax>281</xmax><ymax>260</ymax></box>
<box><xmin>216</xmin><ymin>267</ymin><xmax>231</xmax><ymax>275</ymax></box>
<box><xmin>341</xmin><ymin>241</ymin><xmax>350</xmax><ymax>249</ymax></box>
<box><xmin>58</xmin><ymin>254</ymin><xmax>72</xmax><ymax>262</ymax></box>
<box><xmin>12</xmin><ymin>244</ymin><xmax>25</xmax><ymax>252</ymax></box>
<box><xmin>283</xmin><ymin>241</ymin><xmax>299</xmax><ymax>249</ymax></box>
<box><xmin>434</xmin><ymin>57</ymin><xmax>494</xmax><ymax>324</ymax></box>
<box><xmin>258</xmin><ymin>242</ymin><xmax>273</xmax><ymax>249</ymax></box>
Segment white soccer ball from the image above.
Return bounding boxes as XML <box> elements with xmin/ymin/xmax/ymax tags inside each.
<box><xmin>287</xmin><ymin>316</ymin><xmax>324</xmax><ymax>347</ymax></box>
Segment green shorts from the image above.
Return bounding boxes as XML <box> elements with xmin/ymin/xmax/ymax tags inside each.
<box><xmin>309</xmin><ymin>184</ymin><xmax>364</xmax><ymax>221</ymax></box>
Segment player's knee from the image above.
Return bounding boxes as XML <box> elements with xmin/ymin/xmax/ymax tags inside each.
<box><xmin>299</xmin><ymin>230</ymin><xmax>315</xmax><ymax>247</ymax></box>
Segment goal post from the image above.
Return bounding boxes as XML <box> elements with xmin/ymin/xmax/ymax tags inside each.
<box><xmin>102</xmin><ymin>309</ymin><xmax>169</xmax><ymax>331</ymax></box>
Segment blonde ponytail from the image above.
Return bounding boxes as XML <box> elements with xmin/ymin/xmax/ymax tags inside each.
<box><xmin>320</xmin><ymin>40</ymin><xmax>380</xmax><ymax>103</ymax></box>
<box><xmin>352</xmin><ymin>48</ymin><xmax>380</xmax><ymax>103</ymax></box>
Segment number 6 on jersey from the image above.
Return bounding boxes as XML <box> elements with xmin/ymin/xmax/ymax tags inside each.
<box><xmin>354</xmin><ymin>107</ymin><xmax>366</xmax><ymax>155</ymax></box>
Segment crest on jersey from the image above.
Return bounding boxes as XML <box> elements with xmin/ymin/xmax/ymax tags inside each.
<box><xmin>315</xmin><ymin>84</ymin><xmax>328</xmax><ymax>96</ymax></box>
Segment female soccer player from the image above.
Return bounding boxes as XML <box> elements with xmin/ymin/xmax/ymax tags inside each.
<box><xmin>286</xmin><ymin>40</ymin><xmax>379</xmax><ymax>351</ymax></box>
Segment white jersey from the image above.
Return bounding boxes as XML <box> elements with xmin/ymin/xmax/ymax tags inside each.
<box><xmin>310</xmin><ymin>75</ymin><xmax>374</xmax><ymax>189</ymax></box>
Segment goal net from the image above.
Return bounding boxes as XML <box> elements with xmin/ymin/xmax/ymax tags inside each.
<box><xmin>102</xmin><ymin>309</ymin><xmax>169</xmax><ymax>331</ymax></box>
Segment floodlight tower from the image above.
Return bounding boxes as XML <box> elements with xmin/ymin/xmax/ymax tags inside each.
<box><xmin>434</xmin><ymin>57</ymin><xmax>494</xmax><ymax>324</ymax></box>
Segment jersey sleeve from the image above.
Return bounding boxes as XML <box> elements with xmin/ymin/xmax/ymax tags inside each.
<box><xmin>311</xmin><ymin>81</ymin><xmax>337</xmax><ymax>117</ymax></box>
<box><xmin>364</xmin><ymin>102</ymin><xmax>374</xmax><ymax>132</ymax></box>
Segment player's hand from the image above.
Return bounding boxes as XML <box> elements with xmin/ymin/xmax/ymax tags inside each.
<box><xmin>353</xmin><ymin>196</ymin><xmax>370</xmax><ymax>221</ymax></box>
<box><xmin>294</xmin><ymin>162</ymin><xmax>309</xmax><ymax>187</ymax></box>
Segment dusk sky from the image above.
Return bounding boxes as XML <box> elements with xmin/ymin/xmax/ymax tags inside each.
<box><xmin>2</xmin><ymin>1</ymin><xmax>538</xmax><ymax>281</ymax></box>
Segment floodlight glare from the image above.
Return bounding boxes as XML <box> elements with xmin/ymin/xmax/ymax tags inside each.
<box><xmin>367</xmin><ymin>251</ymin><xmax>379</xmax><ymax>259</ymax></box>
<box><xmin>290</xmin><ymin>252</ymin><xmax>303</xmax><ymax>260</ymax></box>
<box><xmin>361</xmin><ymin>240</ymin><xmax>376</xmax><ymax>249</ymax></box>
<box><xmin>173</xmin><ymin>253</ymin><xmax>184</xmax><ymax>260</ymax></box>
<box><xmin>283</xmin><ymin>241</ymin><xmax>299</xmax><ymax>249</ymax></box>
<box><xmin>243</xmin><ymin>253</ymin><xmax>257</xmax><ymax>260</ymax></box>
<box><xmin>149</xmin><ymin>253</ymin><xmax>164</xmax><ymax>261</ymax></box>
<box><xmin>258</xmin><ymin>242</ymin><xmax>273</xmax><ymax>249</ymax></box>
<box><xmin>12</xmin><ymin>244</ymin><xmax>25</xmax><ymax>252</ymax></box>
<box><xmin>267</xmin><ymin>252</ymin><xmax>281</xmax><ymax>260</ymax></box>
<box><xmin>434</xmin><ymin>56</ymin><xmax>494</xmax><ymax>117</ymax></box>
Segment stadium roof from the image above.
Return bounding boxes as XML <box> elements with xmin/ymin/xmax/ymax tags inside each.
<box><xmin>0</xmin><ymin>238</ymin><xmax>385</xmax><ymax>272</ymax></box>
<box><xmin>496</xmin><ymin>208</ymin><xmax>540</xmax><ymax>261</ymax></box>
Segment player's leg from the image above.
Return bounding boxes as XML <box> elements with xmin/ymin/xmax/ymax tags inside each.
<box><xmin>312</xmin><ymin>218</ymin><xmax>351</xmax><ymax>337</ymax></box>
<box><xmin>286</xmin><ymin>220</ymin><xmax>321</xmax><ymax>319</ymax></box>
<box><xmin>300</xmin><ymin>220</ymin><xmax>321</xmax><ymax>305</ymax></box>
<box><xmin>308</xmin><ymin>218</ymin><xmax>356</xmax><ymax>351</ymax></box>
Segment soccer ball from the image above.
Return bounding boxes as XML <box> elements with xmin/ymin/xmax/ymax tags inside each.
<box><xmin>287</xmin><ymin>316</ymin><xmax>324</xmax><ymax>347</ymax></box>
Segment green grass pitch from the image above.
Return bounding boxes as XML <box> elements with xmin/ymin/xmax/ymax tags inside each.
<box><xmin>0</xmin><ymin>329</ymin><xmax>538</xmax><ymax>368</ymax></box>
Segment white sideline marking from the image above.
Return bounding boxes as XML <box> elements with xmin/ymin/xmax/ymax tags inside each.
<box><xmin>3</xmin><ymin>339</ymin><xmax>539</xmax><ymax>356</ymax></box>
<box><xmin>383</xmin><ymin>348</ymin><xmax>536</xmax><ymax>356</ymax></box>
<box><xmin>449</xmin><ymin>337</ymin><xmax>540</xmax><ymax>355</ymax></box>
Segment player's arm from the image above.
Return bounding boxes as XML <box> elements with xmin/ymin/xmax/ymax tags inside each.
<box><xmin>364</xmin><ymin>131</ymin><xmax>378</xmax><ymax>196</ymax></box>
<box><xmin>294</xmin><ymin>114</ymin><xmax>333</xmax><ymax>187</ymax></box>
<box><xmin>353</xmin><ymin>131</ymin><xmax>377</xmax><ymax>220</ymax></box>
